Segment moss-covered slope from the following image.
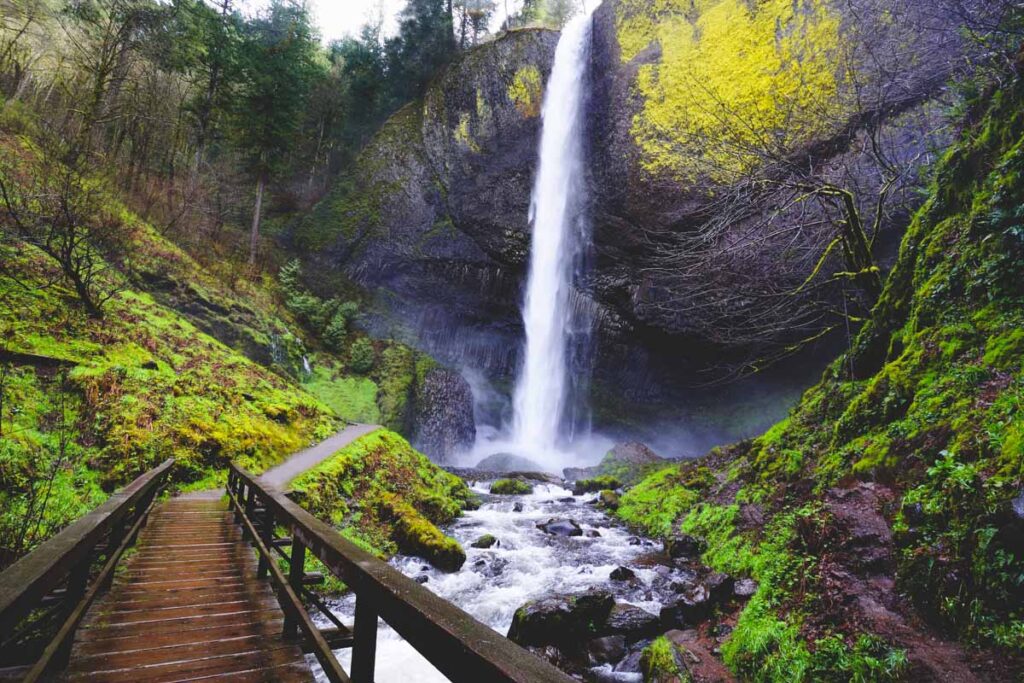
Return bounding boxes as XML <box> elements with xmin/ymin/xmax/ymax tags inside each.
<box><xmin>616</xmin><ymin>66</ymin><xmax>1024</xmax><ymax>678</ymax></box>
<box><xmin>289</xmin><ymin>430</ymin><xmax>477</xmax><ymax>571</ymax></box>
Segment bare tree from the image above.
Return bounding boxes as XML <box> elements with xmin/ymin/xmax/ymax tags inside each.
<box><xmin>0</xmin><ymin>153</ymin><xmax>129</xmax><ymax>318</ymax></box>
<box><xmin>638</xmin><ymin>0</ymin><xmax>991</xmax><ymax>381</ymax></box>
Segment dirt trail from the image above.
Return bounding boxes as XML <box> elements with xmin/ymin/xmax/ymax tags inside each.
<box><xmin>259</xmin><ymin>423</ymin><xmax>380</xmax><ymax>490</ymax></box>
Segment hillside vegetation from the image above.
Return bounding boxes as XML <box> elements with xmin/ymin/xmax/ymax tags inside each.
<box><xmin>0</xmin><ymin>115</ymin><xmax>466</xmax><ymax>567</ymax></box>
<box><xmin>616</xmin><ymin>61</ymin><xmax>1024</xmax><ymax>679</ymax></box>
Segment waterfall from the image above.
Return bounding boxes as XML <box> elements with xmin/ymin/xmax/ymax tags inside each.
<box><xmin>511</xmin><ymin>9</ymin><xmax>595</xmax><ymax>459</ymax></box>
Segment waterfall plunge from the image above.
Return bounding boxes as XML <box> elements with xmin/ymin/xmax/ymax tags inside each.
<box><xmin>511</xmin><ymin>9</ymin><xmax>595</xmax><ymax>461</ymax></box>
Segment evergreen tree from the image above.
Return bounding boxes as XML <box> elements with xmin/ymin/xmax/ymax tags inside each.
<box><xmin>232</xmin><ymin>0</ymin><xmax>319</xmax><ymax>265</ymax></box>
<box><xmin>384</xmin><ymin>0</ymin><xmax>457</xmax><ymax>104</ymax></box>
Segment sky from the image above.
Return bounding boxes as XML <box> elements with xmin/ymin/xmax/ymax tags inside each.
<box><xmin>308</xmin><ymin>0</ymin><xmax>523</xmax><ymax>43</ymax></box>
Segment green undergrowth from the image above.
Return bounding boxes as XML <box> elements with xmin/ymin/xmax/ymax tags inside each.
<box><xmin>490</xmin><ymin>478</ymin><xmax>533</xmax><ymax>495</ymax></box>
<box><xmin>639</xmin><ymin>636</ymin><xmax>688</xmax><ymax>682</ymax></box>
<box><xmin>617</xmin><ymin>70</ymin><xmax>1024</xmax><ymax>677</ymax></box>
<box><xmin>0</xmin><ymin>129</ymin><xmax>348</xmax><ymax>562</ymax></box>
<box><xmin>289</xmin><ymin>430</ymin><xmax>476</xmax><ymax>571</ymax></box>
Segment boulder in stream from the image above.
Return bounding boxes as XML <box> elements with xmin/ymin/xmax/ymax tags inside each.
<box><xmin>602</xmin><ymin>603</ymin><xmax>661</xmax><ymax>641</ymax></box>
<box><xmin>537</xmin><ymin>518</ymin><xmax>583</xmax><ymax>537</ymax></box>
<box><xmin>471</xmin><ymin>533</ymin><xmax>498</xmax><ymax>548</ymax></box>
<box><xmin>610</xmin><ymin>566</ymin><xmax>635</xmax><ymax>582</ymax></box>
<box><xmin>476</xmin><ymin>452</ymin><xmax>546</xmax><ymax>472</ymax></box>
<box><xmin>508</xmin><ymin>588</ymin><xmax>615</xmax><ymax>646</ymax></box>
<box><xmin>588</xmin><ymin>635</ymin><xmax>627</xmax><ymax>665</ymax></box>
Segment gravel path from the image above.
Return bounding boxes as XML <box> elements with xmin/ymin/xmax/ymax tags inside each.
<box><xmin>259</xmin><ymin>423</ymin><xmax>380</xmax><ymax>490</ymax></box>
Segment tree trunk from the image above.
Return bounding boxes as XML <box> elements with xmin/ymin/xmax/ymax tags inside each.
<box><xmin>249</xmin><ymin>175</ymin><xmax>265</xmax><ymax>266</ymax></box>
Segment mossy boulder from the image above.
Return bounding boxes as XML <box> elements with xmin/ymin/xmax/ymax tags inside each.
<box><xmin>507</xmin><ymin>589</ymin><xmax>615</xmax><ymax>647</ymax></box>
<box><xmin>471</xmin><ymin>533</ymin><xmax>498</xmax><ymax>549</ymax></box>
<box><xmin>572</xmin><ymin>475</ymin><xmax>622</xmax><ymax>495</ymax></box>
<box><xmin>490</xmin><ymin>478</ymin><xmax>533</xmax><ymax>495</ymax></box>
<box><xmin>290</xmin><ymin>430</ymin><xmax>473</xmax><ymax>571</ymax></box>
<box><xmin>639</xmin><ymin>636</ymin><xmax>689</xmax><ymax>683</ymax></box>
<box><xmin>383</xmin><ymin>496</ymin><xmax>466</xmax><ymax>572</ymax></box>
<box><xmin>597</xmin><ymin>489</ymin><xmax>620</xmax><ymax>511</ymax></box>
<box><xmin>565</xmin><ymin>442</ymin><xmax>667</xmax><ymax>489</ymax></box>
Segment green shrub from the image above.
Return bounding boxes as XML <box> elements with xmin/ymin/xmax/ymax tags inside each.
<box><xmin>490</xmin><ymin>478</ymin><xmax>533</xmax><ymax>495</ymax></box>
<box><xmin>349</xmin><ymin>338</ymin><xmax>376</xmax><ymax>374</ymax></box>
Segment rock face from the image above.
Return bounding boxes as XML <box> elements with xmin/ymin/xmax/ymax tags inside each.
<box><xmin>566</xmin><ymin>442</ymin><xmax>667</xmax><ymax>486</ymax></box>
<box><xmin>411</xmin><ymin>366</ymin><xmax>475</xmax><ymax>462</ymax></box>
<box><xmin>299</xmin><ymin>2</ymin><xmax>979</xmax><ymax>435</ymax></box>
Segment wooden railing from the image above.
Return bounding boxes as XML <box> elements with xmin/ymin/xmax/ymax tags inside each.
<box><xmin>0</xmin><ymin>458</ymin><xmax>175</xmax><ymax>681</ymax></box>
<box><xmin>227</xmin><ymin>463</ymin><xmax>575</xmax><ymax>683</ymax></box>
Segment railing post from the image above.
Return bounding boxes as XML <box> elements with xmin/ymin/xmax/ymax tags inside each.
<box><xmin>283</xmin><ymin>536</ymin><xmax>306</xmax><ymax>639</ymax></box>
<box><xmin>242</xmin><ymin>483</ymin><xmax>256</xmax><ymax>541</ymax></box>
<box><xmin>100</xmin><ymin>517</ymin><xmax>125</xmax><ymax>591</ymax></box>
<box><xmin>53</xmin><ymin>554</ymin><xmax>91</xmax><ymax>668</ymax></box>
<box><xmin>257</xmin><ymin>505</ymin><xmax>274</xmax><ymax>580</ymax></box>
<box><xmin>351</xmin><ymin>594</ymin><xmax>378</xmax><ymax>683</ymax></box>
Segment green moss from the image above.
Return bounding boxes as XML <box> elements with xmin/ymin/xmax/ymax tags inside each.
<box><xmin>640</xmin><ymin>636</ymin><xmax>690</xmax><ymax>682</ymax></box>
<box><xmin>290</xmin><ymin>430</ymin><xmax>473</xmax><ymax>570</ymax></box>
<box><xmin>490</xmin><ymin>478</ymin><xmax>533</xmax><ymax>495</ymax></box>
<box><xmin>385</xmin><ymin>495</ymin><xmax>466</xmax><ymax>571</ymax></box>
<box><xmin>983</xmin><ymin>328</ymin><xmax>1024</xmax><ymax>370</ymax></box>
<box><xmin>304</xmin><ymin>365</ymin><xmax>380</xmax><ymax>423</ymax></box>
<box><xmin>616</xmin><ymin>465</ymin><xmax>701</xmax><ymax>537</ymax></box>
<box><xmin>574</xmin><ymin>474</ymin><xmax>622</xmax><ymax>493</ymax></box>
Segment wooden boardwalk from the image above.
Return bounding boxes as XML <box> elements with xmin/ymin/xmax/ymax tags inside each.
<box><xmin>64</xmin><ymin>496</ymin><xmax>313</xmax><ymax>682</ymax></box>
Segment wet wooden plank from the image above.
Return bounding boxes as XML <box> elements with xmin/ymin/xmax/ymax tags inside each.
<box><xmin>67</xmin><ymin>496</ymin><xmax>312</xmax><ymax>682</ymax></box>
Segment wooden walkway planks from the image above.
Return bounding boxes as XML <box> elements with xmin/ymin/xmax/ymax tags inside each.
<box><xmin>64</xmin><ymin>496</ymin><xmax>313</xmax><ymax>683</ymax></box>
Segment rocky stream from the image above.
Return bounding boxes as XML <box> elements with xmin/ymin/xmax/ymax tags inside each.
<box><xmin>311</xmin><ymin>474</ymin><xmax>753</xmax><ymax>682</ymax></box>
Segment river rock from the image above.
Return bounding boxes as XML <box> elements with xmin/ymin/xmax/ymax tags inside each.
<box><xmin>665</xmin><ymin>533</ymin><xmax>706</xmax><ymax>562</ymax></box>
<box><xmin>507</xmin><ymin>588</ymin><xmax>615</xmax><ymax>646</ymax></box>
<box><xmin>475</xmin><ymin>452</ymin><xmax>545</xmax><ymax>472</ymax></box>
<box><xmin>598</xmin><ymin>490</ymin><xmax>620</xmax><ymax>510</ymax></box>
<box><xmin>660</xmin><ymin>584</ymin><xmax>714</xmax><ymax>628</ymax></box>
<box><xmin>471</xmin><ymin>534</ymin><xmax>498</xmax><ymax>548</ymax></box>
<box><xmin>734</xmin><ymin>578</ymin><xmax>758</xmax><ymax>598</ymax></box>
<box><xmin>595</xmin><ymin>443</ymin><xmax>666</xmax><ymax>486</ymax></box>
<box><xmin>563</xmin><ymin>466</ymin><xmax>597</xmax><ymax>481</ymax></box>
<box><xmin>704</xmin><ymin>572</ymin><xmax>734</xmax><ymax>603</ymax></box>
<box><xmin>476</xmin><ymin>556</ymin><xmax>509</xmax><ymax>578</ymax></box>
<box><xmin>610</xmin><ymin>566</ymin><xmax>635</xmax><ymax>582</ymax></box>
<box><xmin>602</xmin><ymin>603</ymin><xmax>660</xmax><ymax>640</ymax></box>
<box><xmin>513</xmin><ymin>502</ymin><xmax>524</xmax><ymax>512</ymax></box>
<box><xmin>585</xmin><ymin>529</ymin><xmax>602</xmax><ymax>538</ymax></box>
<box><xmin>588</xmin><ymin>635</ymin><xmax>627</xmax><ymax>665</ymax></box>
<box><xmin>593</xmin><ymin>673</ymin><xmax>643</xmax><ymax>683</ymax></box>
<box><xmin>537</xmin><ymin>518</ymin><xmax>583</xmax><ymax>537</ymax></box>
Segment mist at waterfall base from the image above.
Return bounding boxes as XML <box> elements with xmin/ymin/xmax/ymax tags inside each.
<box><xmin>457</xmin><ymin>6</ymin><xmax>601</xmax><ymax>474</ymax></box>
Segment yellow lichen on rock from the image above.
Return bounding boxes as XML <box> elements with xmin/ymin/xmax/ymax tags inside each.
<box><xmin>621</xmin><ymin>0</ymin><xmax>846</xmax><ymax>182</ymax></box>
<box><xmin>454</xmin><ymin>112</ymin><xmax>481</xmax><ymax>152</ymax></box>
<box><xmin>508</xmin><ymin>66</ymin><xmax>544</xmax><ymax>118</ymax></box>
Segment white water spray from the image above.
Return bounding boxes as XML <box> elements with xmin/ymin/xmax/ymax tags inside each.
<box><xmin>511</xmin><ymin>9</ymin><xmax>595</xmax><ymax>459</ymax></box>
